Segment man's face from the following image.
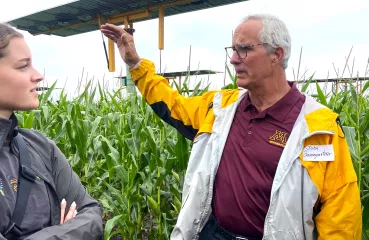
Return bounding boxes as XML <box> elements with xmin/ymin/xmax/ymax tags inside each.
<box><xmin>0</xmin><ymin>37</ymin><xmax>44</xmax><ymax>118</ymax></box>
<box><xmin>230</xmin><ymin>19</ymin><xmax>276</xmax><ymax>90</ymax></box>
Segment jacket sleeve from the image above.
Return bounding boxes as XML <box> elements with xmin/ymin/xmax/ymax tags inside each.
<box><xmin>25</xmin><ymin>140</ymin><xmax>103</xmax><ymax>240</ymax></box>
<box><xmin>315</xmin><ymin>123</ymin><xmax>362</xmax><ymax>240</ymax></box>
<box><xmin>130</xmin><ymin>58</ymin><xmax>217</xmax><ymax>140</ymax></box>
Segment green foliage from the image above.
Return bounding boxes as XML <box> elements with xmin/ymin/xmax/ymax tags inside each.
<box><xmin>221</xmin><ymin>64</ymin><xmax>238</xmax><ymax>90</ymax></box>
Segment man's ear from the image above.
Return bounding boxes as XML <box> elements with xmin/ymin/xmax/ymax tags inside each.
<box><xmin>272</xmin><ymin>46</ymin><xmax>284</xmax><ymax>65</ymax></box>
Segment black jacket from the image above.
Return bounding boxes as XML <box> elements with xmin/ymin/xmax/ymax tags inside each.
<box><xmin>0</xmin><ymin>115</ymin><xmax>103</xmax><ymax>240</ymax></box>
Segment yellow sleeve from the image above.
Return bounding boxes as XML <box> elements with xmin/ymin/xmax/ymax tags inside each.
<box><xmin>316</xmin><ymin>182</ymin><xmax>362</xmax><ymax>239</ymax></box>
<box><xmin>315</xmin><ymin>122</ymin><xmax>362</xmax><ymax>240</ymax></box>
<box><xmin>130</xmin><ymin>58</ymin><xmax>216</xmax><ymax>140</ymax></box>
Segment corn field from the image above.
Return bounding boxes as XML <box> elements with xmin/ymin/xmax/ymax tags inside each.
<box><xmin>16</xmin><ymin>74</ymin><xmax>369</xmax><ymax>239</ymax></box>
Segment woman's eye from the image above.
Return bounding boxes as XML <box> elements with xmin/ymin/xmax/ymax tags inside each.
<box><xmin>18</xmin><ymin>65</ymin><xmax>28</xmax><ymax>70</ymax></box>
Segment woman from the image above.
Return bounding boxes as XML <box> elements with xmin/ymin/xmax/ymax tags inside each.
<box><xmin>0</xmin><ymin>23</ymin><xmax>103</xmax><ymax>239</ymax></box>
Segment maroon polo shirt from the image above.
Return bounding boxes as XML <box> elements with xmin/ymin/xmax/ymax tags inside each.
<box><xmin>212</xmin><ymin>82</ymin><xmax>305</xmax><ymax>237</ymax></box>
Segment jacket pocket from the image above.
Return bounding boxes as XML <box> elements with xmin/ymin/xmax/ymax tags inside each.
<box><xmin>21</xmin><ymin>178</ymin><xmax>51</xmax><ymax>235</ymax></box>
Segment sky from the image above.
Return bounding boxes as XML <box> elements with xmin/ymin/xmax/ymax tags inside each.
<box><xmin>1</xmin><ymin>0</ymin><xmax>369</xmax><ymax>96</ymax></box>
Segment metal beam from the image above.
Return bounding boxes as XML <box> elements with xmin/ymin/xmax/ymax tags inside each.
<box><xmin>110</xmin><ymin>10</ymin><xmax>151</xmax><ymax>24</ymax></box>
<box><xmin>33</xmin><ymin>18</ymin><xmax>97</xmax><ymax>36</ymax></box>
<box><xmin>29</xmin><ymin>0</ymin><xmax>196</xmax><ymax>73</ymax></box>
<box><xmin>33</xmin><ymin>0</ymin><xmax>196</xmax><ymax>35</ymax></box>
<box><xmin>295</xmin><ymin>77</ymin><xmax>368</xmax><ymax>83</ymax></box>
<box><xmin>295</xmin><ymin>77</ymin><xmax>368</xmax><ymax>93</ymax></box>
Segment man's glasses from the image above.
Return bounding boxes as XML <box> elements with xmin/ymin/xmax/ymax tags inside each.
<box><xmin>225</xmin><ymin>43</ymin><xmax>268</xmax><ymax>59</ymax></box>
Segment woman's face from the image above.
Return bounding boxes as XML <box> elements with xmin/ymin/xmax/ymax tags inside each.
<box><xmin>0</xmin><ymin>37</ymin><xmax>43</xmax><ymax>119</ymax></box>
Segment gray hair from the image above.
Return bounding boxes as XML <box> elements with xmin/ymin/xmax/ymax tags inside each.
<box><xmin>243</xmin><ymin>14</ymin><xmax>291</xmax><ymax>69</ymax></box>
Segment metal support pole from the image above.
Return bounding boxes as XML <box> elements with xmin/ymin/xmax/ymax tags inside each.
<box><xmin>107</xmin><ymin>18</ymin><xmax>116</xmax><ymax>72</ymax></box>
<box><xmin>108</xmin><ymin>38</ymin><xmax>115</xmax><ymax>72</ymax></box>
<box><xmin>158</xmin><ymin>7</ymin><xmax>165</xmax><ymax>75</ymax></box>
<box><xmin>124</xmin><ymin>21</ymin><xmax>136</xmax><ymax>94</ymax></box>
<box><xmin>159</xmin><ymin>7</ymin><xmax>164</xmax><ymax>50</ymax></box>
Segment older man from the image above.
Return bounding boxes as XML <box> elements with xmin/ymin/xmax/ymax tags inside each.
<box><xmin>101</xmin><ymin>14</ymin><xmax>361</xmax><ymax>240</ymax></box>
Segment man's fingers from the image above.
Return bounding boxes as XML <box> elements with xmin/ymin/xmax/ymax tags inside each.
<box><xmin>64</xmin><ymin>201</ymin><xmax>77</xmax><ymax>223</ymax></box>
<box><xmin>101</xmin><ymin>32</ymin><xmax>118</xmax><ymax>42</ymax></box>
<box><xmin>101</xmin><ymin>24</ymin><xmax>132</xmax><ymax>43</ymax></box>
<box><xmin>100</xmin><ymin>29</ymin><xmax>115</xmax><ymax>36</ymax></box>
<box><xmin>101</xmin><ymin>23</ymin><xmax>118</xmax><ymax>31</ymax></box>
<box><xmin>101</xmin><ymin>23</ymin><xmax>125</xmax><ymax>36</ymax></box>
<box><xmin>105</xmin><ymin>23</ymin><xmax>124</xmax><ymax>32</ymax></box>
<box><xmin>101</xmin><ymin>23</ymin><xmax>140</xmax><ymax>66</ymax></box>
<box><xmin>60</xmin><ymin>199</ymin><xmax>66</xmax><ymax>224</ymax></box>
<box><xmin>101</xmin><ymin>29</ymin><xmax>118</xmax><ymax>39</ymax></box>
<box><xmin>101</xmin><ymin>24</ymin><xmax>130</xmax><ymax>41</ymax></box>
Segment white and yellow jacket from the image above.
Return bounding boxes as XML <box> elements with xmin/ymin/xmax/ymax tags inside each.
<box><xmin>130</xmin><ymin>59</ymin><xmax>362</xmax><ymax>240</ymax></box>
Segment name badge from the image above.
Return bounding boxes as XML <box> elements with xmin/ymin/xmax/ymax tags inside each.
<box><xmin>303</xmin><ymin>145</ymin><xmax>334</xmax><ymax>161</ymax></box>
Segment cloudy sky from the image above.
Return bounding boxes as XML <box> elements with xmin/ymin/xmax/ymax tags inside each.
<box><xmin>1</xmin><ymin>0</ymin><xmax>369</xmax><ymax>95</ymax></box>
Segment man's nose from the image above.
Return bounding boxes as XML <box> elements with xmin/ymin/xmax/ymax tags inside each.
<box><xmin>230</xmin><ymin>52</ymin><xmax>241</xmax><ymax>65</ymax></box>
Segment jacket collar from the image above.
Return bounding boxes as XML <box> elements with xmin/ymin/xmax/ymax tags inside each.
<box><xmin>1</xmin><ymin>115</ymin><xmax>54</xmax><ymax>188</ymax></box>
<box><xmin>0</xmin><ymin>113</ymin><xmax>19</xmax><ymax>147</ymax></box>
<box><xmin>301</xmin><ymin>94</ymin><xmax>337</xmax><ymax>134</ymax></box>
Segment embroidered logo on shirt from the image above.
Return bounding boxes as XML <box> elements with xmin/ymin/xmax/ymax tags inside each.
<box><xmin>269</xmin><ymin>130</ymin><xmax>288</xmax><ymax>147</ymax></box>
<box><xmin>0</xmin><ymin>178</ymin><xmax>4</xmax><ymax>196</ymax></box>
<box><xmin>8</xmin><ymin>176</ymin><xmax>18</xmax><ymax>192</ymax></box>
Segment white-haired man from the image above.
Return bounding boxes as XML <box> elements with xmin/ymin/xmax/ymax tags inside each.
<box><xmin>101</xmin><ymin>14</ymin><xmax>362</xmax><ymax>240</ymax></box>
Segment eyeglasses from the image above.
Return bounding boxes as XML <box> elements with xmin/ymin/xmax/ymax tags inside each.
<box><xmin>225</xmin><ymin>43</ymin><xmax>268</xmax><ymax>59</ymax></box>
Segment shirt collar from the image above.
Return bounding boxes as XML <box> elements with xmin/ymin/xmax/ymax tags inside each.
<box><xmin>239</xmin><ymin>81</ymin><xmax>304</xmax><ymax>122</ymax></box>
<box><xmin>238</xmin><ymin>93</ymin><xmax>253</xmax><ymax>112</ymax></box>
<box><xmin>0</xmin><ymin>113</ymin><xmax>19</xmax><ymax>147</ymax></box>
